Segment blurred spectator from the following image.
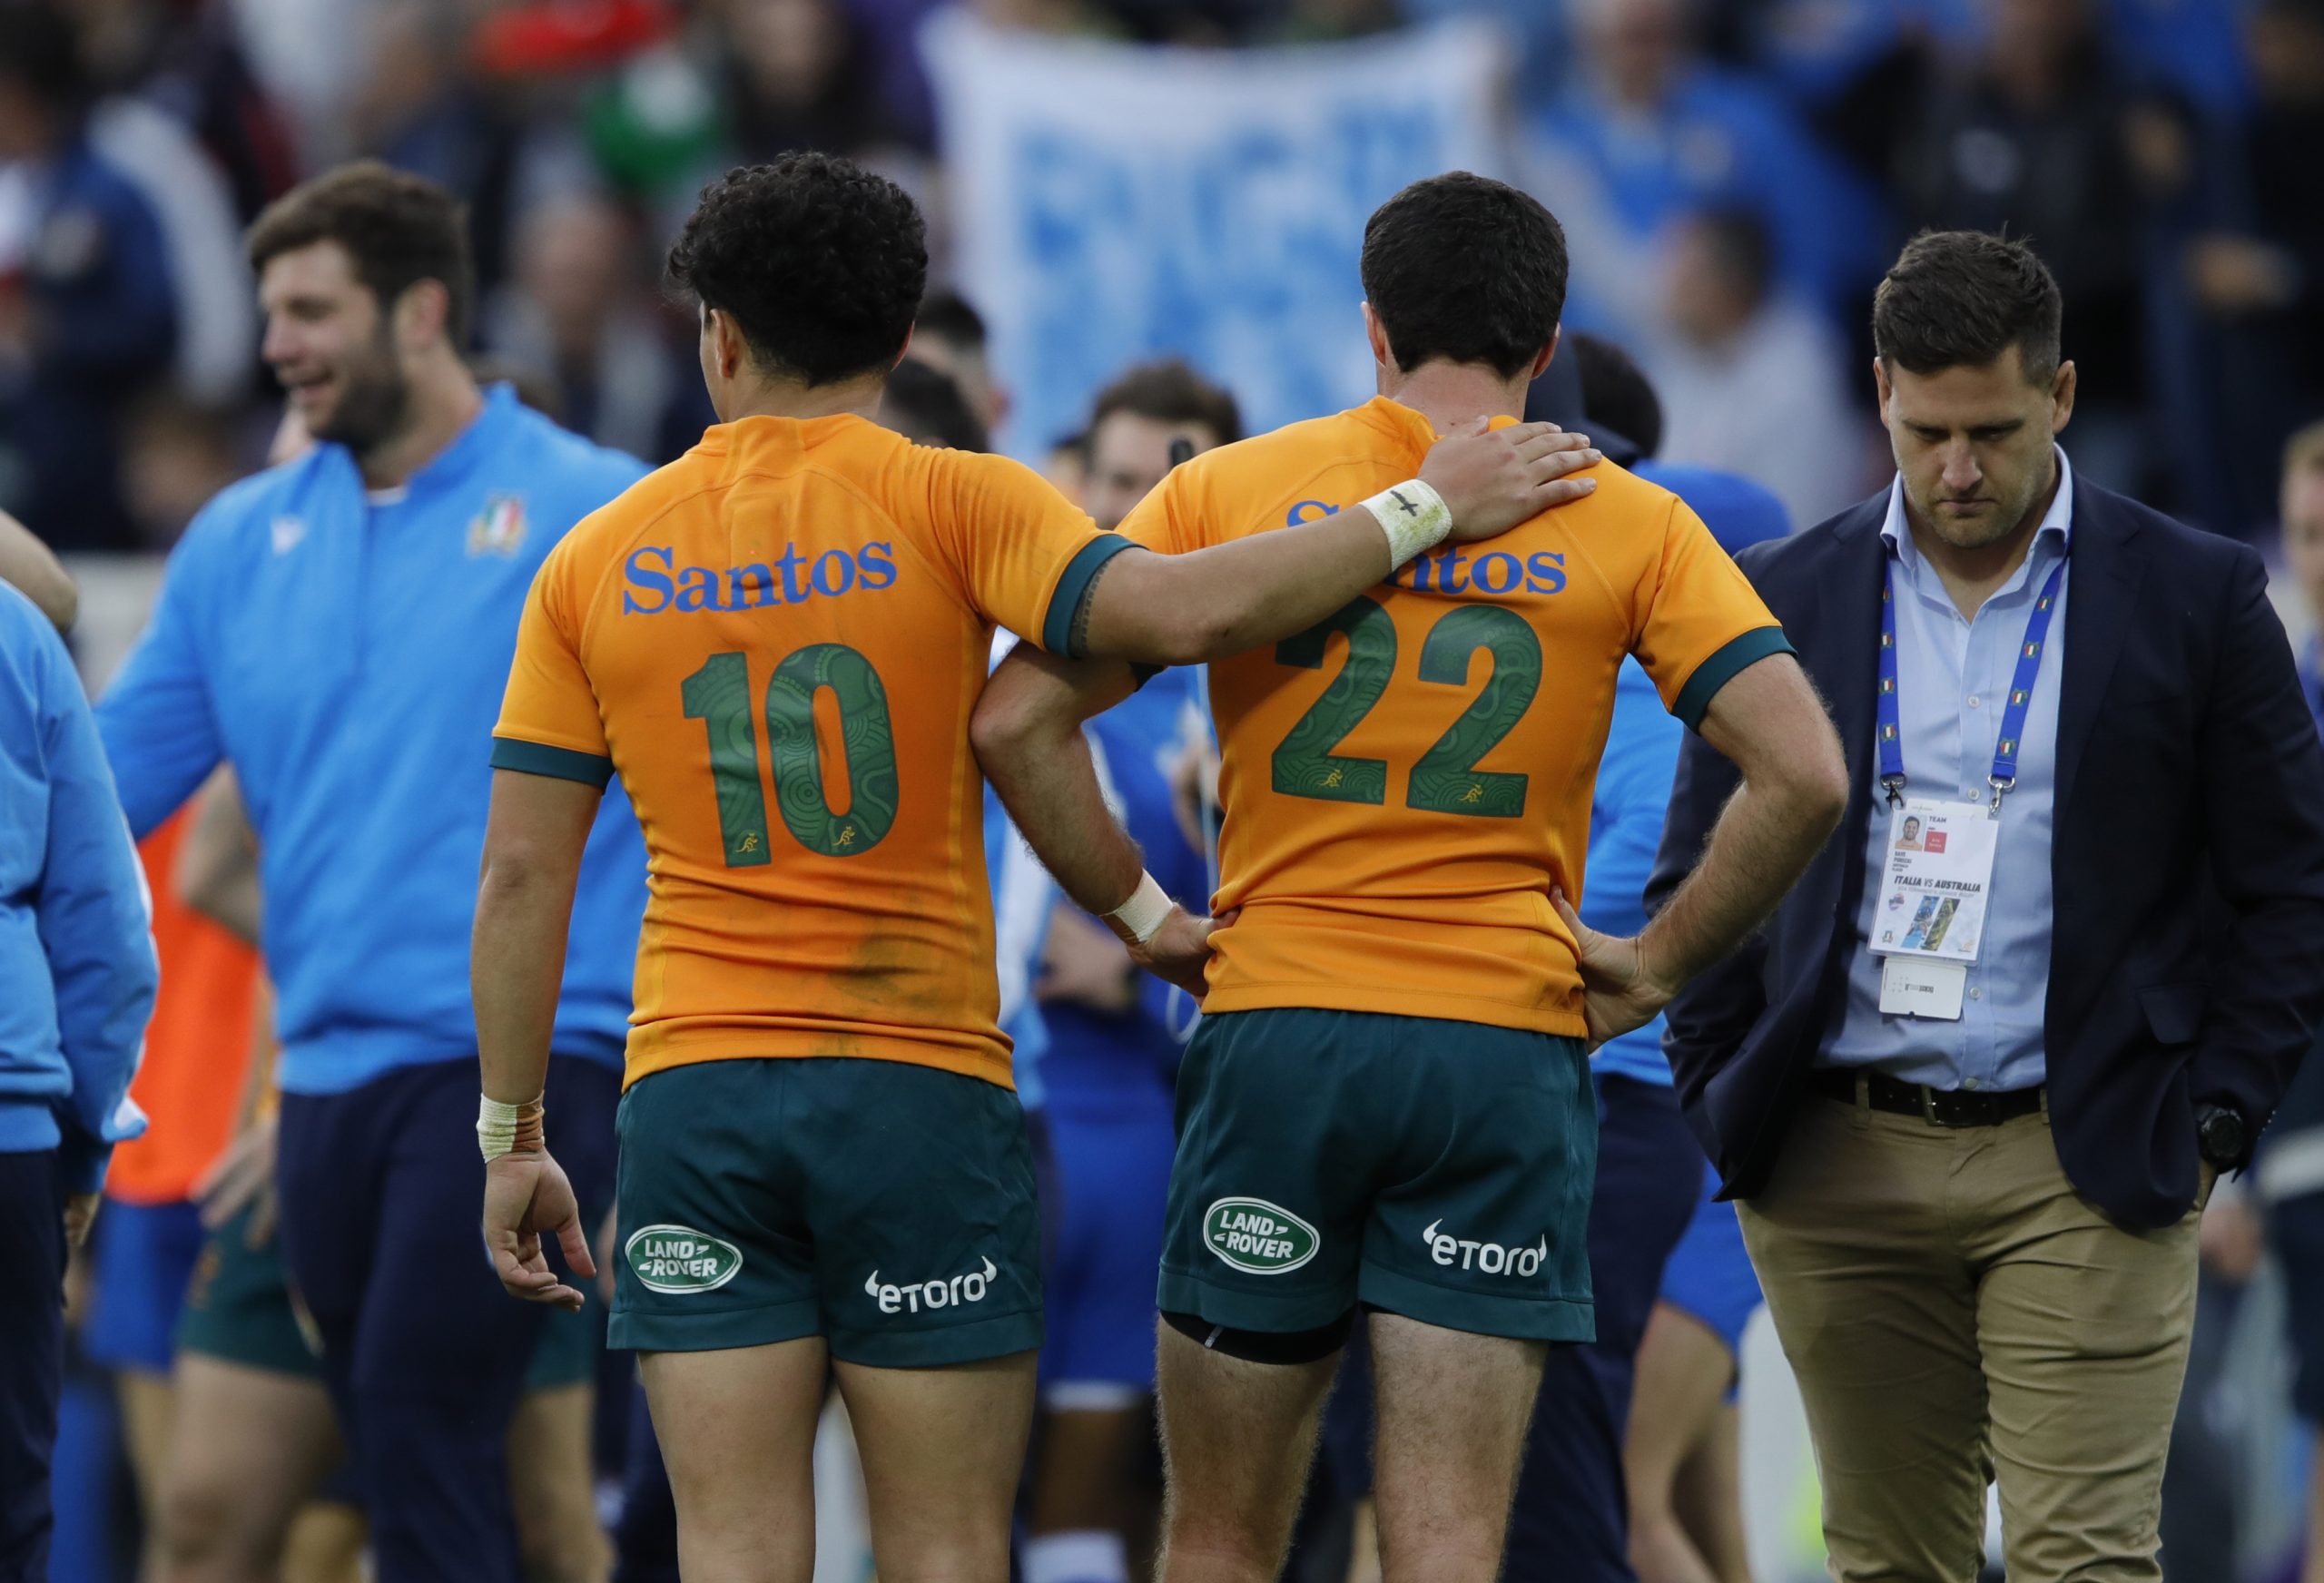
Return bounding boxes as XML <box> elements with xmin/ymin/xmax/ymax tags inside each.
<box><xmin>70</xmin><ymin>0</ymin><xmax>300</xmax><ymax>221</ymax></box>
<box><xmin>0</xmin><ymin>1</ymin><xmax>180</xmax><ymax>552</ymax></box>
<box><xmin>1886</xmin><ymin>0</ymin><xmax>2177</xmax><ymax>491</ymax></box>
<box><xmin>120</xmin><ymin>395</ymin><xmax>248</xmax><ymax>546</ymax></box>
<box><xmin>2180</xmin><ymin>0</ymin><xmax>2324</xmax><ymax>529</ymax></box>
<box><xmin>912</xmin><ymin>288</ymin><xmax>1009</xmax><ymax>437</ymax></box>
<box><xmin>1260</xmin><ymin>0</ymin><xmax>1401</xmax><ymax>44</ymax></box>
<box><xmin>725</xmin><ymin>0</ymin><xmax>897</xmax><ymax>161</ymax></box>
<box><xmin>1523</xmin><ymin>0</ymin><xmax>1885</xmax><ymax>343</ymax></box>
<box><xmin>486</xmin><ymin>193</ymin><xmax>683</xmax><ymax>461</ymax></box>
<box><xmin>880</xmin><ymin>356</ymin><xmax>991</xmax><ymax>450</ymax></box>
<box><xmin>1641</xmin><ymin>208</ymin><xmax>1877</xmax><ymax>527</ymax></box>
<box><xmin>2268</xmin><ymin>420</ymin><xmax>2324</xmax><ymax>1583</ymax></box>
<box><xmin>89</xmin><ymin>94</ymin><xmax>255</xmax><ymax>406</ymax></box>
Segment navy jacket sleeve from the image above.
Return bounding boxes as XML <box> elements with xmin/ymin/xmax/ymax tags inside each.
<box><xmin>31</xmin><ymin>611</ymin><xmax>156</xmax><ymax>1192</ymax></box>
<box><xmin>96</xmin><ymin>517</ymin><xmax>227</xmax><ymax>838</ymax></box>
<box><xmin>2191</xmin><ymin>546</ymin><xmax>2324</xmax><ymax>1127</ymax></box>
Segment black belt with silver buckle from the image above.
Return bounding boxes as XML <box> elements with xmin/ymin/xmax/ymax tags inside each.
<box><xmin>1807</xmin><ymin>1067</ymin><xmax>2042</xmax><ymax>1127</ymax></box>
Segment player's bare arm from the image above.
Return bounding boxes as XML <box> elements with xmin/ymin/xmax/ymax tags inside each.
<box><xmin>0</xmin><ymin>508</ymin><xmax>77</xmax><ymax>632</ymax></box>
<box><xmin>176</xmin><ymin>768</ymin><xmax>261</xmax><ymax>947</ymax></box>
<box><xmin>1555</xmin><ymin>654</ymin><xmax>1846</xmax><ymax>1045</ymax></box>
<box><xmin>971</xmin><ymin>647</ymin><xmax>1220</xmax><ymax>998</ymax></box>
<box><xmin>472</xmin><ymin>767</ymin><xmax>604</xmax><ymax>1313</ymax></box>
<box><xmin>1077</xmin><ymin>418</ymin><xmax>1600</xmax><ymax>666</ymax></box>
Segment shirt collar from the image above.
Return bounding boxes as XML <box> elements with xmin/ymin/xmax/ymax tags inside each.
<box><xmin>1881</xmin><ymin>444</ymin><xmax>2074</xmax><ymax>567</ymax></box>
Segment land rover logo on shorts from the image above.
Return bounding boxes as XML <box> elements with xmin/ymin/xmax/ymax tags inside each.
<box><xmin>624</xmin><ymin>1224</ymin><xmax>743</xmax><ymax>1293</ymax></box>
<box><xmin>1204</xmin><ymin>1197</ymin><xmax>1319</xmax><ymax>1274</ymax></box>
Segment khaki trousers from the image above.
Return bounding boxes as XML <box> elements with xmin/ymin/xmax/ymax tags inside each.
<box><xmin>1738</xmin><ymin>1086</ymin><xmax>2201</xmax><ymax>1583</ymax></box>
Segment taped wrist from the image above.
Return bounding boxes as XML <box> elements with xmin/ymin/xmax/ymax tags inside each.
<box><xmin>478</xmin><ymin>1095</ymin><xmax>545</xmax><ymax>1161</ymax></box>
<box><xmin>1103</xmin><ymin>870</ymin><xmax>1173</xmax><ymax>947</ymax></box>
<box><xmin>1363</xmin><ymin>477</ymin><xmax>1452</xmax><ymax>568</ymax></box>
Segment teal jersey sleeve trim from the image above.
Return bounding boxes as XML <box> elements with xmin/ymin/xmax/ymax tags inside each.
<box><xmin>1672</xmin><ymin>627</ymin><xmax>1796</xmax><ymax>733</ymax></box>
<box><xmin>491</xmin><ymin>735</ymin><xmax>615</xmax><ymax>788</ymax></box>
<box><xmin>1042</xmin><ymin>534</ymin><xmax>1137</xmax><ymax>658</ymax></box>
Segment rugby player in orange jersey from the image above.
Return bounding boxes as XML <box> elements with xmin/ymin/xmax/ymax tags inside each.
<box><xmin>471</xmin><ymin>152</ymin><xmax>1601</xmax><ymax>1583</ymax></box>
<box><xmin>971</xmin><ymin>172</ymin><xmax>1849</xmax><ymax>1583</ymax></box>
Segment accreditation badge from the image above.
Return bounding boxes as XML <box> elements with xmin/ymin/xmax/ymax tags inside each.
<box><xmin>1870</xmin><ymin>798</ymin><xmax>2000</xmax><ymax>1021</ymax></box>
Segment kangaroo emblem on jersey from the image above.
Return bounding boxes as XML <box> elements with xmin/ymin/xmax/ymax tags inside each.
<box><xmin>467</xmin><ymin>495</ymin><xmax>528</xmax><ymax>558</ymax></box>
<box><xmin>1462</xmin><ymin>784</ymin><xmax>1484</xmax><ymax>804</ymax></box>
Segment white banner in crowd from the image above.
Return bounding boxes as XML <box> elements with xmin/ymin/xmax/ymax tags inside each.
<box><xmin>922</xmin><ymin>10</ymin><xmax>1507</xmax><ymax>458</ymax></box>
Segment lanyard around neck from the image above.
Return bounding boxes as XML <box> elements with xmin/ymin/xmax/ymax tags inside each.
<box><xmin>1876</xmin><ymin>547</ymin><xmax>2066</xmax><ymax>814</ymax></box>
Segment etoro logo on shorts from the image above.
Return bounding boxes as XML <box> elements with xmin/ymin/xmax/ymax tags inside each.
<box><xmin>1204</xmin><ymin>1197</ymin><xmax>1319</xmax><ymax>1274</ymax></box>
<box><xmin>1422</xmin><ymin>1218</ymin><xmax>1546</xmax><ymax>1277</ymax></box>
<box><xmin>625</xmin><ymin>1224</ymin><xmax>743</xmax><ymax>1293</ymax></box>
<box><xmin>864</xmin><ymin>1257</ymin><xmax>1000</xmax><ymax>1315</ymax></box>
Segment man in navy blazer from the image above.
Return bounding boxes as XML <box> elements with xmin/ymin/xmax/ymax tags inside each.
<box><xmin>1624</xmin><ymin>232</ymin><xmax>2324</xmax><ymax>1580</ymax></box>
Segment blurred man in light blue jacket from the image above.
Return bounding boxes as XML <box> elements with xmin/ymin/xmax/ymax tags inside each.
<box><xmin>0</xmin><ymin>576</ymin><xmax>157</xmax><ymax>1583</ymax></box>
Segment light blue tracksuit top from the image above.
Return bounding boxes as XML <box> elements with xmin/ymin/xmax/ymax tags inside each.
<box><xmin>94</xmin><ymin>387</ymin><xmax>651</xmax><ymax>1096</ymax></box>
<box><xmin>0</xmin><ymin>582</ymin><xmax>157</xmax><ymax>1189</ymax></box>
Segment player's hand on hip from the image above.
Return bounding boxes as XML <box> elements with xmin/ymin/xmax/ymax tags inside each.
<box><xmin>1423</xmin><ymin>418</ymin><xmax>1601</xmax><ymax>543</ymax></box>
<box><xmin>1551</xmin><ymin>888</ymin><xmax>1675</xmax><ymax>1049</ymax></box>
<box><xmin>483</xmin><ymin>1150</ymin><xmax>596</xmax><ymax>1312</ymax></box>
<box><xmin>1130</xmin><ymin>904</ymin><xmax>1235</xmax><ymax>1000</ymax></box>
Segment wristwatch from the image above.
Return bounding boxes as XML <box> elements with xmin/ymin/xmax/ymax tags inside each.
<box><xmin>2195</xmin><ymin>1103</ymin><xmax>2250</xmax><ymax>1171</ymax></box>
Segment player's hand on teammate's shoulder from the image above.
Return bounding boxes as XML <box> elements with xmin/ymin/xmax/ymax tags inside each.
<box><xmin>1551</xmin><ymin>888</ymin><xmax>1679</xmax><ymax>1050</ymax></box>
<box><xmin>482</xmin><ymin>1149</ymin><xmax>597</xmax><ymax>1313</ymax></box>
<box><xmin>1129</xmin><ymin>905</ymin><xmax>1236</xmax><ymax>1000</ymax></box>
<box><xmin>1422</xmin><ymin>417</ymin><xmax>1601</xmax><ymax>543</ymax></box>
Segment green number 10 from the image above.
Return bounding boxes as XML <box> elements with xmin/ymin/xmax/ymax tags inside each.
<box><xmin>680</xmin><ymin>645</ymin><xmax>901</xmax><ymax>863</ymax></box>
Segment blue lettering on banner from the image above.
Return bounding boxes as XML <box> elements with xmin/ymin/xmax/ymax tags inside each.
<box><xmin>994</xmin><ymin>103</ymin><xmax>1472</xmax><ymax>457</ymax></box>
<box><xmin>622</xmin><ymin>544</ymin><xmax>902</xmax><ymax>615</ymax></box>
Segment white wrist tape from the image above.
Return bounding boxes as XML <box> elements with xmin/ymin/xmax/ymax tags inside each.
<box><xmin>1363</xmin><ymin>477</ymin><xmax>1453</xmax><ymax>569</ymax></box>
<box><xmin>1103</xmin><ymin>870</ymin><xmax>1174</xmax><ymax>948</ymax></box>
<box><xmin>477</xmin><ymin>1095</ymin><xmax>543</xmax><ymax>1162</ymax></box>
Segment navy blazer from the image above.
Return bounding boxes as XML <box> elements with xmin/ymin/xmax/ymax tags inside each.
<box><xmin>1649</xmin><ymin>479</ymin><xmax>2324</xmax><ymax>1230</ymax></box>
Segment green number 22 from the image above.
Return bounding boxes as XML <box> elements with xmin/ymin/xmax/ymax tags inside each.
<box><xmin>1271</xmin><ymin>596</ymin><xmax>1541</xmax><ymax>818</ymax></box>
<box><xmin>680</xmin><ymin>645</ymin><xmax>901</xmax><ymax>863</ymax></box>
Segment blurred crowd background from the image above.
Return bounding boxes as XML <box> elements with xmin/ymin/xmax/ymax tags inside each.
<box><xmin>4</xmin><ymin>0</ymin><xmax>2323</xmax><ymax>558</ymax></box>
<box><xmin>7</xmin><ymin>0</ymin><xmax>2324</xmax><ymax>1577</ymax></box>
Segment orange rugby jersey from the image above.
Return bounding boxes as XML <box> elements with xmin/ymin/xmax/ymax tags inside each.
<box><xmin>1123</xmin><ymin>397</ymin><xmax>1787</xmax><ymax>1038</ymax></box>
<box><xmin>491</xmin><ymin>414</ymin><xmax>1129</xmax><ymax>1089</ymax></box>
<box><xmin>106</xmin><ymin>808</ymin><xmax>261</xmax><ymax>1205</ymax></box>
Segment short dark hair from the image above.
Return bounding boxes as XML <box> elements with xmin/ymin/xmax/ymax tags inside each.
<box><xmin>1088</xmin><ymin>359</ymin><xmax>1243</xmax><ymax>447</ymax></box>
<box><xmin>916</xmin><ymin>290</ymin><xmax>988</xmax><ymax>354</ymax></box>
<box><xmin>1873</xmin><ymin>231</ymin><xmax>2063</xmax><ymax>387</ymax></box>
<box><xmin>667</xmin><ymin>154</ymin><xmax>927</xmax><ymax>388</ymax></box>
<box><xmin>884</xmin><ymin>359</ymin><xmax>990</xmax><ymax>452</ymax></box>
<box><xmin>1361</xmin><ymin>172</ymin><xmax>1567</xmax><ymax>379</ymax></box>
<box><xmin>1571</xmin><ymin>332</ymin><xmax>1664</xmax><ymax>460</ymax></box>
<box><xmin>0</xmin><ymin>4</ymin><xmax>85</xmax><ymax>110</ymax></box>
<box><xmin>246</xmin><ymin>162</ymin><xmax>475</xmax><ymax>345</ymax></box>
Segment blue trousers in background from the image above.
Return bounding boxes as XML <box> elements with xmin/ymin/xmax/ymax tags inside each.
<box><xmin>278</xmin><ymin>1055</ymin><xmax>619</xmax><ymax>1583</ymax></box>
<box><xmin>1</xmin><ymin>1150</ymin><xmax>65</xmax><ymax>1583</ymax></box>
<box><xmin>1502</xmin><ymin>1077</ymin><xmax>1704</xmax><ymax>1583</ymax></box>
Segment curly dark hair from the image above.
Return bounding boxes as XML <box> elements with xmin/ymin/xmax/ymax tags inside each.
<box><xmin>245</xmin><ymin>161</ymin><xmax>474</xmax><ymax>344</ymax></box>
<box><xmin>1360</xmin><ymin>172</ymin><xmax>1567</xmax><ymax>379</ymax></box>
<box><xmin>1874</xmin><ymin>231</ymin><xmax>2063</xmax><ymax>387</ymax></box>
<box><xmin>667</xmin><ymin>154</ymin><xmax>928</xmax><ymax>388</ymax></box>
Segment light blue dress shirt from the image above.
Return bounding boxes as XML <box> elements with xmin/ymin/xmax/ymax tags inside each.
<box><xmin>1822</xmin><ymin>449</ymin><xmax>2074</xmax><ymax>1092</ymax></box>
